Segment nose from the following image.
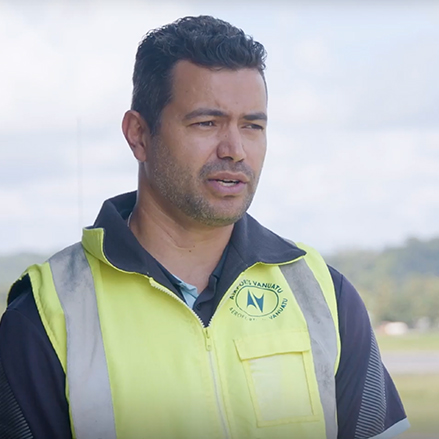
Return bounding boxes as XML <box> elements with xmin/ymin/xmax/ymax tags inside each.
<box><xmin>217</xmin><ymin>126</ymin><xmax>246</xmax><ymax>162</ymax></box>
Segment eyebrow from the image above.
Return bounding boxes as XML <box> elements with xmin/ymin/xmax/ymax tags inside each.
<box><xmin>243</xmin><ymin>112</ymin><xmax>268</xmax><ymax>122</ymax></box>
<box><xmin>183</xmin><ymin>108</ymin><xmax>267</xmax><ymax>122</ymax></box>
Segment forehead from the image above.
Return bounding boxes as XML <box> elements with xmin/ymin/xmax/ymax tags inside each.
<box><xmin>168</xmin><ymin>60</ymin><xmax>267</xmax><ymax>114</ymax></box>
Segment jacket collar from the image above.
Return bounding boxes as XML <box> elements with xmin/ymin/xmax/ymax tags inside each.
<box><xmin>82</xmin><ymin>191</ymin><xmax>305</xmax><ymax>279</ymax></box>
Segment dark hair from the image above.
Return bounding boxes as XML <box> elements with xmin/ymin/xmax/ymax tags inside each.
<box><xmin>131</xmin><ymin>15</ymin><xmax>267</xmax><ymax>135</ymax></box>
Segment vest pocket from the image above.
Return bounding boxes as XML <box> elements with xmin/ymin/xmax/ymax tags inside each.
<box><xmin>234</xmin><ymin>330</ymin><xmax>320</xmax><ymax>427</ymax></box>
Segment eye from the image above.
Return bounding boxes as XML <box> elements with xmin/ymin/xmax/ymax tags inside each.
<box><xmin>244</xmin><ymin>123</ymin><xmax>264</xmax><ymax>131</ymax></box>
<box><xmin>194</xmin><ymin>121</ymin><xmax>215</xmax><ymax>127</ymax></box>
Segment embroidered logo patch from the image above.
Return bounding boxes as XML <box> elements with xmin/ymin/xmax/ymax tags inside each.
<box><xmin>229</xmin><ymin>279</ymin><xmax>288</xmax><ymax>320</ymax></box>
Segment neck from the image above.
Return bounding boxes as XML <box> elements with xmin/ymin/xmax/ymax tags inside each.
<box><xmin>129</xmin><ymin>189</ymin><xmax>234</xmax><ymax>293</ymax></box>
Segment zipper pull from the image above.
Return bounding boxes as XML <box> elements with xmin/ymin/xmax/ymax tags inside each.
<box><xmin>205</xmin><ymin>328</ymin><xmax>213</xmax><ymax>351</ymax></box>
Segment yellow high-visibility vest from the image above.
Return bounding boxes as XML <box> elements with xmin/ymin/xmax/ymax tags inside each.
<box><xmin>26</xmin><ymin>227</ymin><xmax>340</xmax><ymax>439</ymax></box>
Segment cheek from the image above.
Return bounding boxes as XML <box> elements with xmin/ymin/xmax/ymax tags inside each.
<box><xmin>248</xmin><ymin>142</ymin><xmax>267</xmax><ymax>168</ymax></box>
<box><xmin>259</xmin><ymin>142</ymin><xmax>267</xmax><ymax>161</ymax></box>
<box><xmin>181</xmin><ymin>141</ymin><xmax>218</xmax><ymax>167</ymax></box>
<box><xmin>172</xmin><ymin>149</ymin><xmax>210</xmax><ymax>176</ymax></box>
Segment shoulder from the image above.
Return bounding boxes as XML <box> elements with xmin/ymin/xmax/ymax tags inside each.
<box><xmin>6</xmin><ymin>274</ymin><xmax>43</xmax><ymax>325</ymax></box>
<box><xmin>2</xmin><ymin>274</ymin><xmax>60</xmax><ymax>375</ymax></box>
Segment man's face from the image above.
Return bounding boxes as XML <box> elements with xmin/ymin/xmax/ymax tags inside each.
<box><xmin>145</xmin><ymin>60</ymin><xmax>267</xmax><ymax>227</ymax></box>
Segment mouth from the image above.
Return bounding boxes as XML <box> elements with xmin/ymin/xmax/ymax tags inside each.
<box><xmin>213</xmin><ymin>179</ymin><xmax>242</xmax><ymax>187</ymax></box>
<box><xmin>206</xmin><ymin>177</ymin><xmax>247</xmax><ymax>196</ymax></box>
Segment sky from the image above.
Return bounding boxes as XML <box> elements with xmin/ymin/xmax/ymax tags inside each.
<box><xmin>0</xmin><ymin>0</ymin><xmax>438</xmax><ymax>255</ymax></box>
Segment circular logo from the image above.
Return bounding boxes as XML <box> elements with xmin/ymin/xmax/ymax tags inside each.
<box><xmin>235</xmin><ymin>286</ymin><xmax>279</xmax><ymax>317</ymax></box>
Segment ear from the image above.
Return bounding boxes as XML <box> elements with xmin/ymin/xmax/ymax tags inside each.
<box><xmin>122</xmin><ymin>110</ymin><xmax>152</xmax><ymax>162</ymax></box>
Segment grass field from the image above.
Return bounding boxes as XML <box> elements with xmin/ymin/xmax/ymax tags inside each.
<box><xmin>377</xmin><ymin>332</ymin><xmax>439</xmax><ymax>351</ymax></box>
<box><xmin>376</xmin><ymin>334</ymin><xmax>439</xmax><ymax>438</ymax></box>
<box><xmin>393</xmin><ymin>374</ymin><xmax>439</xmax><ymax>438</ymax></box>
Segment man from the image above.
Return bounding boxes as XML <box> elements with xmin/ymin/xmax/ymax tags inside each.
<box><xmin>0</xmin><ymin>15</ymin><xmax>409</xmax><ymax>439</ymax></box>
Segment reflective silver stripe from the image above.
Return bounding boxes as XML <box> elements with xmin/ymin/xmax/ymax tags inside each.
<box><xmin>280</xmin><ymin>258</ymin><xmax>338</xmax><ymax>439</ymax></box>
<box><xmin>49</xmin><ymin>243</ymin><xmax>117</xmax><ymax>439</ymax></box>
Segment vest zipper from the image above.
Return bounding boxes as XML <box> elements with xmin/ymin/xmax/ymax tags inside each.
<box><xmin>149</xmin><ymin>278</ymin><xmax>231</xmax><ymax>439</ymax></box>
<box><xmin>149</xmin><ymin>278</ymin><xmax>205</xmax><ymax>327</ymax></box>
<box><xmin>204</xmin><ymin>327</ymin><xmax>212</xmax><ymax>351</ymax></box>
<box><xmin>205</xmin><ymin>328</ymin><xmax>231</xmax><ymax>439</ymax></box>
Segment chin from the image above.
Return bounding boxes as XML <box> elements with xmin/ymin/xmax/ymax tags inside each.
<box><xmin>180</xmin><ymin>194</ymin><xmax>253</xmax><ymax>228</ymax></box>
<box><xmin>198</xmin><ymin>208</ymin><xmax>247</xmax><ymax>228</ymax></box>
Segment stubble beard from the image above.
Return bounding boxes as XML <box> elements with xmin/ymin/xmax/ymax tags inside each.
<box><xmin>149</xmin><ymin>138</ymin><xmax>259</xmax><ymax>227</ymax></box>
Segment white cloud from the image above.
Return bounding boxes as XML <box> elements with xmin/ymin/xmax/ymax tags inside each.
<box><xmin>0</xmin><ymin>1</ymin><xmax>438</xmax><ymax>254</ymax></box>
<box><xmin>0</xmin><ymin>1</ymin><xmax>189</xmax><ymax>132</ymax></box>
<box><xmin>251</xmin><ymin>127</ymin><xmax>439</xmax><ymax>252</ymax></box>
